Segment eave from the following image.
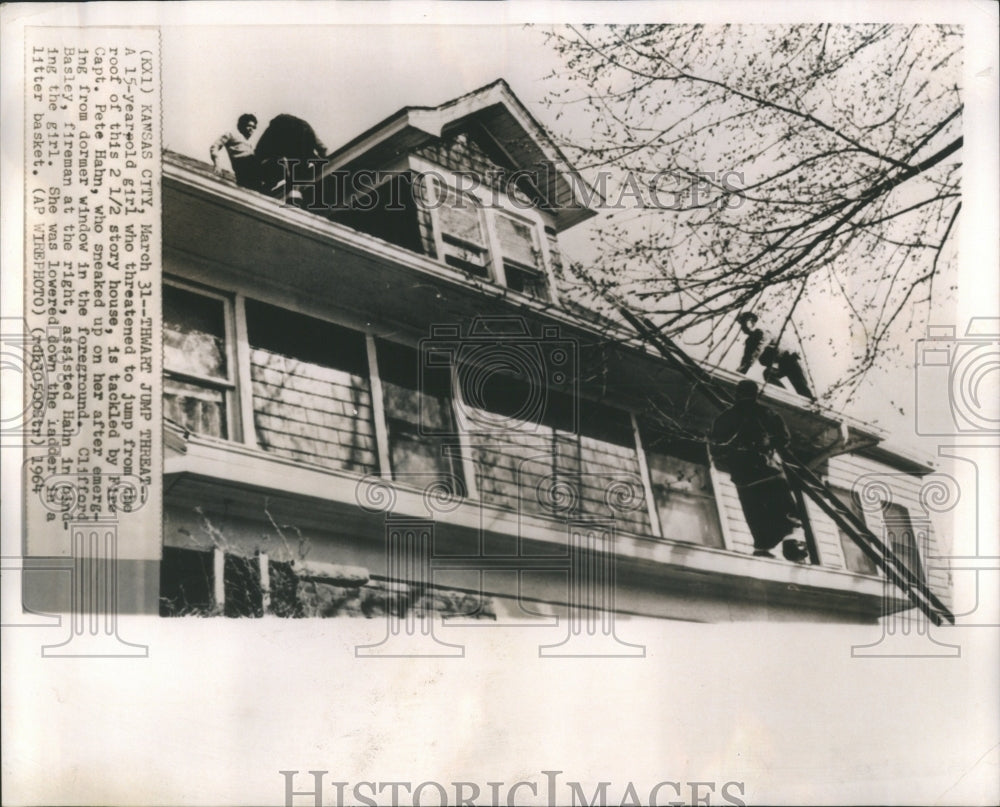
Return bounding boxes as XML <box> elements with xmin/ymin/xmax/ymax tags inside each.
<box><xmin>321</xmin><ymin>79</ymin><xmax>600</xmax><ymax>232</ymax></box>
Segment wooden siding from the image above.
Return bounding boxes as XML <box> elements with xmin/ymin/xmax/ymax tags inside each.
<box><xmin>416</xmin><ymin>203</ymin><xmax>436</xmax><ymax>259</ymax></box>
<box><xmin>715</xmin><ymin>465</ymin><xmax>854</xmax><ymax>564</ymax></box>
<box><xmin>250</xmin><ymin>348</ymin><xmax>378</xmax><ymax>474</ymax></box>
<box><xmin>713</xmin><ymin>471</ymin><xmax>755</xmax><ymax>555</ymax></box>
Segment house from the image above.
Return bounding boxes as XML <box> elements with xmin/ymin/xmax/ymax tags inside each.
<box><xmin>158</xmin><ymin>80</ymin><xmax>950</xmax><ymax>625</ymax></box>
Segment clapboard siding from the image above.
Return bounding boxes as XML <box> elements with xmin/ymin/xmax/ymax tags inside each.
<box><xmin>250</xmin><ymin>347</ymin><xmax>378</xmax><ymax>474</ymax></box>
<box><xmin>468</xmin><ymin>414</ymin><xmax>651</xmax><ymax>534</ymax></box>
<box><xmin>713</xmin><ymin>472</ymin><xmax>755</xmax><ymax>555</ymax></box>
<box><xmin>801</xmin><ymin>494</ymin><xmax>849</xmax><ymax>569</ymax></box>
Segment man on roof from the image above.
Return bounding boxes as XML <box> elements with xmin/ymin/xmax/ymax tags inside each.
<box><xmin>736</xmin><ymin>311</ymin><xmax>816</xmax><ymax>401</ymax></box>
<box><xmin>210</xmin><ymin>113</ymin><xmax>260</xmax><ymax>190</ymax></box>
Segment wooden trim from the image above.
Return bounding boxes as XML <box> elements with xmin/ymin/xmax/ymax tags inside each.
<box><xmin>481</xmin><ymin>201</ymin><xmax>507</xmax><ymax>288</ymax></box>
<box><xmin>163</xmin><ymin>369</ymin><xmax>235</xmax><ymax>391</ymax></box>
<box><xmin>450</xmin><ymin>364</ymin><xmax>480</xmax><ymax>501</ymax></box>
<box><xmin>365</xmin><ymin>335</ymin><xmax>393</xmax><ymax>479</ymax></box>
<box><xmin>259</xmin><ymin>552</ymin><xmax>271</xmax><ymax>614</ymax></box>
<box><xmin>165</xmin><ymin>436</ymin><xmax>897</xmax><ymax>610</ymax></box>
<box><xmin>232</xmin><ymin>293</ymin><xmax>257</xmax><ymax>447</ymax></box>
<box><xmin>165</xmin><ymin>162</ymin><xmax>921</xmax><ymax>468</ymax></box>
<box><xmin>630</xmin><ymin>414</ymin><xmax>662</xmax><ymax>539</ymax></box>
<box><xmin>536</xmin><ymin>229</ymin><xmax>560</xmax><ymax>306</ymax></box>
<box><xmin>212</xmin><ymin>547</ymin><xmax>225</xmax><ymax>611</ymax></box>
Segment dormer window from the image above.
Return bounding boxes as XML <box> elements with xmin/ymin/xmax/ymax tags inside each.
<box><xmin>495</xmin><ymin>211</ymin><xmax>549</xmax><ymax>301</ymax></box>
<box><xmin>437</xmin><ymin>191</ymin><xmax>490</xmax><ymax>278</ymax></box>
<box><xmin>419</xmin><ymin>165</ymin><xmax>555</xmax><ymax>302</ymax></box>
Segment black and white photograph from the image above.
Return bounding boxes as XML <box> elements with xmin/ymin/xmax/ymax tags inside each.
<box><xmin>1</xmin><ymin>2</ymin><xmax>998</xmax><ymax>805</ymax></box>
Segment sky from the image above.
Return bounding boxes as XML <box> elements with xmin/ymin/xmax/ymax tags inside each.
<box><xmin>162</xmin><ymin>25</ymin><xmax>562</xmax><ymax>172</ymax></box>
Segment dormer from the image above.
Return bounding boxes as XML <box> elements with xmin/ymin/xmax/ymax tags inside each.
<box><xmin>308</xmin><ymin>79</ymin><xmax>599</xmax><ymax>304</ymax></box>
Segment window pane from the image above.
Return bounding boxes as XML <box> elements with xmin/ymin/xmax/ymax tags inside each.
<box><xmin>439</xmin><ymin>197</ymin><xmax>484</xmax><ymax>246</ymax></box>
<box><xmin>246</xmin><ymin>301</ymin><xmax>377</xmax><ymax>474</ymax></box>
<box><xmin>831</xmin><ymin>487</ymin><xmax>878</xmax><ymax>575</ymax></box>
<box><xmin>246</xmin><ymin>300</ymin><xmax>368</xmax><ymax>376</ymax></box>
<box><xmin>647</xmin><ymin>450</ymin><xmax>724</xmax><ymax>548</ymax></box>
<box><xmin>164</xmin><ymin>378</ymin><xmax>226</xmax><ymax>438</ymax></box>
<box><xmin>884</xmin><ymin>502</ymin><xmax>923</xmax><ymax>580</ymax></box>
<box><xmin>496</xmin><ymin>214</ymin><xmax>540</xmax><ymax>268</ymax></box>
<box><xmin>377</xmin><ymin>339</ymin><xmax>461</xmax><ymax>488</ymax></box>
<box><xmin>164</xmin><ymin>285</ymin><xmax>227</xmax><ymax>379</ymax></box>
<box><xmin>388</xmin><ymin>429</ymin><xmax>457</xmax><ymax>481</ymax></box>
<box><xmin>505</xmin><ymin>264</ymin><xmax>550</xmax><ymax>300</ymax></box>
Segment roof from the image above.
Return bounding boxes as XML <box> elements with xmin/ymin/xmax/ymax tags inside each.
<box><xmin>322</xmin><ymin>78</ymin><xmax>600</xmax><ymax>232</ymax></box>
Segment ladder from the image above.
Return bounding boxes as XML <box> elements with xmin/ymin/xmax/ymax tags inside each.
<box><xmin>614</xmin><ymin>305</ymin><xmax>955</xmax><ymax>627</ymax></box>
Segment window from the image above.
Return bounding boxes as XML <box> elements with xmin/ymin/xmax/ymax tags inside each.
<box><xmin>245</xmin><ymin>300</ymin><xmax>379</xmax><ymax>474</ymax></box>
<box><xmin>376</xmin><ymin>339</ymin><xmax>464</xmax><ymax>492</ymax></box>
<box><xmin>830</xmin><ymin>486</ymin><xmax>878</xmax><ymax>575</ymax></box>
<box><xmin>163</xmin><ymin>283</ymin><xmax>234</xmax><ymax>438</ymax></box>
<box><xmin>437</xmin><ymin>191</ymin><xmax>490</xmax><ymax>278</ymax></box>
<box><xmin>159</xmin><ymin>546</ymin><xmax>213</xmax><ymax>616</ymax></box>
<box><xmin>160</xmin><ymin>546</ymin><xmax>271</xmax><ymax>618</ymax></box>
<box><xmin>883</xmin><ymin>502</ymin><xmax>924</xmax><ymax>581</ymax></box>
<box><xmin>644</xmin><ymin>435</ymin><xmax>724</xmax><ymax>548</ymax></box>
<box><xmin>463</xmin><ymin>374</ymin><xmax>650</xmax><ymax>534</ymax></box>
<box><xmin>495</xmin><ymin>212</ymin><xmax>549</xmax><ymax>301</ymax></box>
<box><xmin>422</xmin><ymin>172</ymin><xmax>552</xmax><ymax>298</ymax></box>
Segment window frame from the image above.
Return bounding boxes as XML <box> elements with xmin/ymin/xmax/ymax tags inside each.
<box><xmin>428</xmin><ymin>180</ymin><xmax>492</xmax><ymax>279</ymax></box>
<box><xmin>162</xmin><ymin>278</ymin><xmax>240</xmax><ymax>441</ymax></box>
<box><xmin>828</xmin><ymin>484</ymin><xmax>879</xmax><ymax>576</ymax></box>
<box><xmin>372</xmin><ymin>335</ymin><xmax>466</xmax><ymax>493</ymax></box>
<box><xmin>491</xmin><ymin>209</ymin><xmax>550</xmax><ymax>300</ymax></box>
<box><xmin>640</xmin><ymin>430</ymin><xmax>728</xmax><ymax>550</ymax></box>
<box><xmin>882</xmin><ymin>501</ymin><xmax>925</xmax><ymax>582</ymax></box>
<box><xmin>411</xmin><ymin>157</ymin><xmax>558</xmax><ymax>303</ymax></box>
<box><xmin>243</xmin><ymin>297</ymin><xmax>379</xmax><ymax>475</ymax></box>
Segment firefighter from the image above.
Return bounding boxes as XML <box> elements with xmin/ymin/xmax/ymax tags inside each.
<box><xmin>711</xmin><ymin>380</ymin><xmax>809</xmax><ymax>561</ymax></box>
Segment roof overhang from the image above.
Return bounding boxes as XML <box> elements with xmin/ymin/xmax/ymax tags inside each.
<box><xmin>322</xmin><ymin>79</ymin><xmax>600</xmax><ymax>232</ymax></box>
